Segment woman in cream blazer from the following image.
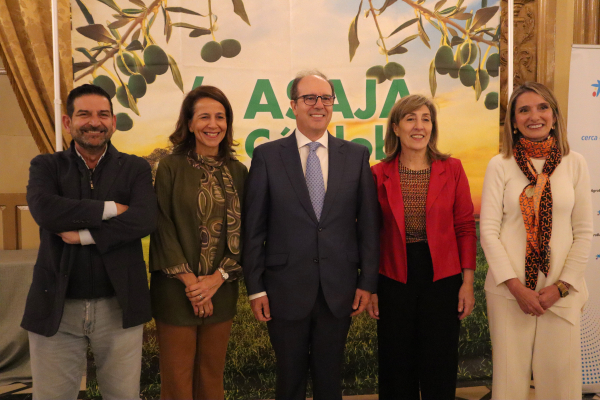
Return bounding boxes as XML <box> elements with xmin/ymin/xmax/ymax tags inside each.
<box><xmin>480</xmin><ymin>82</ymin><xmax>592</xmax><ymax>399</ymax></box>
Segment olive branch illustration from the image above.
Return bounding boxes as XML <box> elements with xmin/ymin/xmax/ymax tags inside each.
<box><xmin>72</xmin><ymin>0</ymin><xmax>251</xmax><ymax>131</ymax></box>
<box><xmin>349</xmin><ymin>0</ymin><xmax>500</xmax><ymax>110</ymax></box>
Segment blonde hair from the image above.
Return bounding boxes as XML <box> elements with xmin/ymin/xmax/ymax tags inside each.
<box><xmin>382</xmin><ymin>94</ymin><xmax>449</xmax><ymax>163</ymax></box>
<box><xmin>502</xmin><ymin>81</ymin><xmax>569</xmax><ymax>158</ymax></box>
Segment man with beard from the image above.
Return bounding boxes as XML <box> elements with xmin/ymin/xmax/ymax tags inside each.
<box><xmin>22</xmin><ymin>84</ymin><xmax>157</xmax><ymax>400</ymax></box>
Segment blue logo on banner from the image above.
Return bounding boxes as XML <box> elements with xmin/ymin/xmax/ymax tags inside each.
<box><xmin>593</xmin><ymin>81</ymin><xmax>600</xmax><ymax>96</ymax></box>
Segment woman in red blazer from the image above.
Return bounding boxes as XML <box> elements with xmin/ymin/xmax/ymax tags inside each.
<box><xmin>368</xmin><ymin>94</ymin><xmax>477</xmax><ymax>400</ymax></box>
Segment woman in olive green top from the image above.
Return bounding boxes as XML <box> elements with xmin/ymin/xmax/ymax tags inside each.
<box><xmin>149</xmin><ymin>86</ymin><xmax>247</xmax><ymax>400</ymax></box>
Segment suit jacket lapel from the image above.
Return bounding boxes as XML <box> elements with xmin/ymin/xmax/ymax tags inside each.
<box><xmin>319</xmin><ymin>133</ymin><xmax>344</xmax><ymax>224</ymax></box>
<box><xmin>383</xmin><ymin>155</ymin><xmax>406</xmax><ymax>245</ymax></box>
<box><xmin>94</xmin><ymin>143</ymin><xmax>122</xmax><ymax>201</ymax></box>
<box><xmin>280</xmin><ymin>131</ymin><xmax>319</xmax><ymax>223</ymax></box>
<box><xmin>426</xmin><ymin>159</ymin><xmax>447</xmax><ymax>212</ymax></box>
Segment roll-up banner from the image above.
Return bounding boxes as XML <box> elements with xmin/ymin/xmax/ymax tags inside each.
<box><xmin>567</xmin><ymin>44</ymin><xmax>600</xmax><ymax>393</ymax></box>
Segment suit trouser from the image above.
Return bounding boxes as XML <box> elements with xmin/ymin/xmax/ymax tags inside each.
<box><xmin>267</xmin><ymin>287</ymin><xmax>352</xmax><ymax>400</ymax></box>
<box><xmin>486</xmin><ymin>291</ymin><xmax>582</xmax><ymax>400</ymax></box>
<box><xmin>28</xmin><ymin>297</ymin><xmax>143</xmax><ymax>400</ymax></box>
<box><xmin>377</xmin><ymin>242</ymin><xmax>462</xmax><ymax>400</ymax></box>
<box><xmin>155</xmin><ymin>319</ymin><xmax>233</xmax><ymax>400</ymax></box>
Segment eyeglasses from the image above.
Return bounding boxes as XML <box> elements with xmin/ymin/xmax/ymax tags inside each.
<box><xmin>296</xmin><ymin>95</ymin><xmax>336</xmax><ymax>106</ymax></box>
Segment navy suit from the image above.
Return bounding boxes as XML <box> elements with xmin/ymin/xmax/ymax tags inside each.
<box><xmin>243</xmin><ymin>131</ymin><xmax>379</xmax><ymax>399</ymax></box>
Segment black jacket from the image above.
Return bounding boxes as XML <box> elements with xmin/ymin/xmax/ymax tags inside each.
<box><xmin>21</xmin><ymin>142</ymin><xmax>157</xmax><ymax>336</ymax></box>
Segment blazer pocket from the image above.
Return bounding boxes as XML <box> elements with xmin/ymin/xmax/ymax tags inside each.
<box><xmin>24</xmin><ymin>266</ymin><xmax>55</xmax><ymax>319</ymax></box>
<box><xmin>347</xmin><ymin>251</ymin><xmax>360</xmax><ymax>263</ymax></box>
<box><xmin>265</xmin><ymin>253</ymin><xmax>288</xmax><ymax>267</ymax></box>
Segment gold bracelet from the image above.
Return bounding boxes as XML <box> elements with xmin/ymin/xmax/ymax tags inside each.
<box><xmin>554</xmin><ymin>280</ymin><xmax>569</xmax><ymax>298</ymax></box>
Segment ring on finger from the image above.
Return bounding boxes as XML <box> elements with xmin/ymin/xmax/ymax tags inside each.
<box><xmin>198</xmin><ymin>294</ymin><xmax>204</xmax><ymax>300</ymax></box>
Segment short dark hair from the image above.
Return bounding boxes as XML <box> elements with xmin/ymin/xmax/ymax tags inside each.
<box><xmin>169</xmin><ymin>85</ymin><xmax>237</xmax><ymax>161</ymax></box>
<box><xmin>66</xmin><ymin>84</ymin><xmax>113</xmax><ymax>117</ymax></box>
<box><xmin>290</xmin><ymin>70</ymin><xmax>335</xmax><ymax>101</ymax></box>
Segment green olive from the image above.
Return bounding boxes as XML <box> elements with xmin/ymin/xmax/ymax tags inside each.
<box><xmin>486</xmin><ymin>53</ymin><xmax>500</xmax><ymax>77</ymax></box>
<box><xmin>128</xmin><ymin>74</ymin><xmax>147</xmax><ymax>98</ymax></box>
<box><xmin>143</xmin><ymin>45</ymin><xmax>169</xmax><ymax>75</ymax></box>
<box><xmin>384</xmin><ymin>62</ymin><xmax>405</xmax><ymax>80</ymax></box>
<box><xmin>221</xmin><ymin>39</ymin><xmax>241</xmax><ymax>58</ymax></box>
<box><xmin>366</xmin><ymin>65</ymin><xmax>386</xmax><ymax>84</ymax></box>
<box><xmin>116</xmin><ymin>113</ymin><xmax>134</xmax><ymax>131</ymax></box>
<box><xmin>92</xmin><ymin>75</ymin><xmax>116</xmax><ymax>98</ymax></box>
<box><xmin>434</xmin><ymin>46</ymin><xmax>454</xmax><ymax>75</ymax></box>
<box><xmin>459</xmin><ymin>64</ymin><xmax>476</xmax><ymax>87</ymax></box>
<box><xmin>201</xmin><ymin>41</ymin><xmax>223</xmax><ymax>63</ymax></box>
<box><xmin>116</xmin><ymin>85</ymin><xmax>130</xmax><ymax>109</ymax></box>
<box><xmin>484</xmin><ymin>92</ymin><xmax>499</xmax><ymax>110</ymax></box>
<box><xmin>116</xmin><ymin>53</ymin><xmax>137</xmax><ymax>76</ymax></box>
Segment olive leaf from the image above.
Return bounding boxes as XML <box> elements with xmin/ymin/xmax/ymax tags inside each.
<box><xmin>125</xmin><ymin>85</ymin><xmax>139</xmax><ymax>115</ymax></box>
<box><xmin>108</xmin><ymin>23</ymin><xmax>121</xmax><ymax>40</ymax></box>
<box><xmin>75</xmin><ymin>47</ymin><xmax>97</xmax><ymax>62</ymax></box>
<box><xmin>171</xmin><ymin>22</ymin><xmax>207</xmax><ymax>30</ymax></box>
<box><xmin>232</xmin><ymin>0</ymin><xmax>251</xmax><ymax>26</ymax></box>
<box><xmin>417</xmin><ymin>17</ymin><xmax>430</xmax><ymax>48</ymax></box>
<box><xmin>387</xmin><ymin>18</ymin><xmax>418</xmax><ymax>38</ymax></box>
<box><xmin>447</xmin><ymin>26</ymin><xmax>458</xmax><ymax>37</ymax></box>
<box><xmin>451</xmin><ymin>12</ymin><xmax>472</xmax><ymax>20</ymax></box>
<box><xmin>90</xmin><ymin>45</ymin><xmax>113</xmax><ymax>51</ymax></box>
<box><xmin>396</xmin><ymin>33</ymin><xmax>419</xmax><ymax>47</ymax></box>
<box><xmin>108</xmin><ymin>18</ymin><xmax>131</xmax><ymax>29</ymax></box>
<box><xmin>387</xmin><ymin>43</ymin><xmax>408</xmax><ymax>55</ymax></box>
<box><xmin>348</xmin><ymin>0</ymin><xmax>363</xmax><ymax>61</ymax></box>
<box><xmin>129</xmin><ymin>0</ymin><xmax>146</xmax><ymax>8</ymax></box>
<box><xmin>168</xmin><ymin>55</ymin><xmax>184</xmax><ymax>93</ymax></box>
<box><xmin>434</xmin><ymin>0</ymin><xmax>447</xmax><ymax>12</ymax></box>
<box><xmin>96</xmin><ymin>0</ymin><xmax>121</xmax><ymax>13</ymax></box>
<box><xmin>126</xmin><ymin>40</ymin><xmax>143</xmax><ymax>51</ymax></box>
<box><xmin>471</xmin><ymin>6</ymin><xmax>499</xmax><ymax>31</ymax></box>
<box><xmin>451</xmin><ymin>36</ymin><xmax>465</xmax><ymax>47</ymax></box>
<box><xmin>75</xmin><ymin>0</ymin><xmax>95</xmax><ymax>24</ymax></box>
<box><xmin>440</xmin><ymin>6</ymin><xmax>456</xmax><ymax>15</ymax></box>
<box><xmin>456</xmin><ymin>0</ymin><xmax>465</xmax><ymax>8</ymax></box>
<box><xmin>474</xmin><ymin>69</ymin><xmax>482</xmax><ymax>101</ymax></box>
<box><xmin>492</xmin><ymin>25</ymin><xmax>501</xmax><ymax>42</ymax></box>
<box><xmin>77</xmin><ymin>24</ymin><xmax>117</xmax><ymax>44</ymax></box>
<box><xmin>378</xmin><ymin>0</ymin><xmax>398</xmax><ymax>14</ymax></box>
<box><xmin>365</xmin><ymin>9</ymin><xmax>370</xmax><ymax>18</ymax></box>
<box><xmin>190</xmin><ymin>28</ymin><xmax>212</xmax><ymax>37</ymax></box>
<box><xmin>429</xmin><ymin>59</ymin><xmax>437</xmax><ymax>97</ymax></box>
<box><xmin>74</xmin><ymin>61</ymin><xmax>93</xmax><ymax>73</ymax></box>
<box><xmin>165</xmin><ymin>7</ymin><xmax>204</xmax><ymax>16</ymax></box>
<box><xmin>132</xmin><ymin>27</ymin><xmax>141</xmax><ymax>41</ymax></box>
<box><xmin>122</xmin><ymin>8</ymin><xmax>143</xmax><ymax>14</ymax></box>
<box><xmin>482</xmin><ymin>0</ymin><xmax>488</xmax><ymax>7</ymax></box>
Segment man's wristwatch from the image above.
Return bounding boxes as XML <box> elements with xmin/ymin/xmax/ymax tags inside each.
<box><xmin>554</xmin><ymin>280</ymin><xmax>569</xmax><ymax>298</ymax></box>
<box><xmin>218</xmin><ymin>267</ymin><xmax>229</xmax><ymax>281</ymax></box>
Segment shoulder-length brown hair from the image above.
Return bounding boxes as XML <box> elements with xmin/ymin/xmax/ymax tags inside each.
<box><xmin>169</xmin><ymin>85</ymin><xmax>237</xmax><ymax>160</ymax></box>
<box><xmin>502</xmin><ymin>81</ymin><xmax>569</xmax><ymax>158</ymax></box>
<box><xmin>382</xmin><ymin>94</ymin><xmax>449</xmax><ymax>163</ymax></box>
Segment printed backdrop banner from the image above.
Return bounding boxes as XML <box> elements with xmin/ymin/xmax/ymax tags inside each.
<box><xmin>70</xmin><ymin>0</ymin><xmax>501</xmax><ymax>214</ymax></box>
<box><xmin>567</xmin><ymin>44</ymin><xmax>600</xmax><ymax>393</ymax></box>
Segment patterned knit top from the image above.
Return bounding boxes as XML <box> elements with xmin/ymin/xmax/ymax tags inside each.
<box><xmin>399</xmin><ymin>162</ymin><xmax>430</xmax><ymax>243</ymax></box>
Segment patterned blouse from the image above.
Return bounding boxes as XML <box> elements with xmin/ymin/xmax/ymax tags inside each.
<box><xmin>399</xmin><ymin>161</ymin><xmax>430</xmax><ymax>243</ymax></box>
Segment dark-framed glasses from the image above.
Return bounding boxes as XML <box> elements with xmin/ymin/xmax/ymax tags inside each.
<box><xmin>296</xmin><ymin>94</ymin><xmax>336</xmax><ymax>106</ymax></box>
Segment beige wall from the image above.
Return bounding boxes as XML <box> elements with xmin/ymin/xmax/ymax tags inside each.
<box><xmin>0</xmin><ymin>62</ymin><xmax>41</xmax><ymax>249</ymax></box>
<box><xmin>554</xmin><ymin>0</ymin><xmax>575</xmax><ymax>120</ymax></box>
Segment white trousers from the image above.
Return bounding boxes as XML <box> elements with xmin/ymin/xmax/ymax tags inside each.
<box><xmin>486</xmin><ymin>291</ymin><xmax>582</xmax><ymax>400</ymax></box>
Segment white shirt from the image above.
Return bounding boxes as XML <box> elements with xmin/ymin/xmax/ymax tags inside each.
<box><xmin>248</xmin><ymin>129</ymin><xmax>329</xmax><ymax>301</ymax></box>
<box><xmin>295</xmin><ymin>129</ymin><xmax>329</xmax><ymax>191</ymax></box>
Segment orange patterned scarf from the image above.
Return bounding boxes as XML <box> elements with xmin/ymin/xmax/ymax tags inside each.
<box><xmin>513</xmin><ymin>136</ymin><xmax>561</xmax><ymax>290</ymax></box>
